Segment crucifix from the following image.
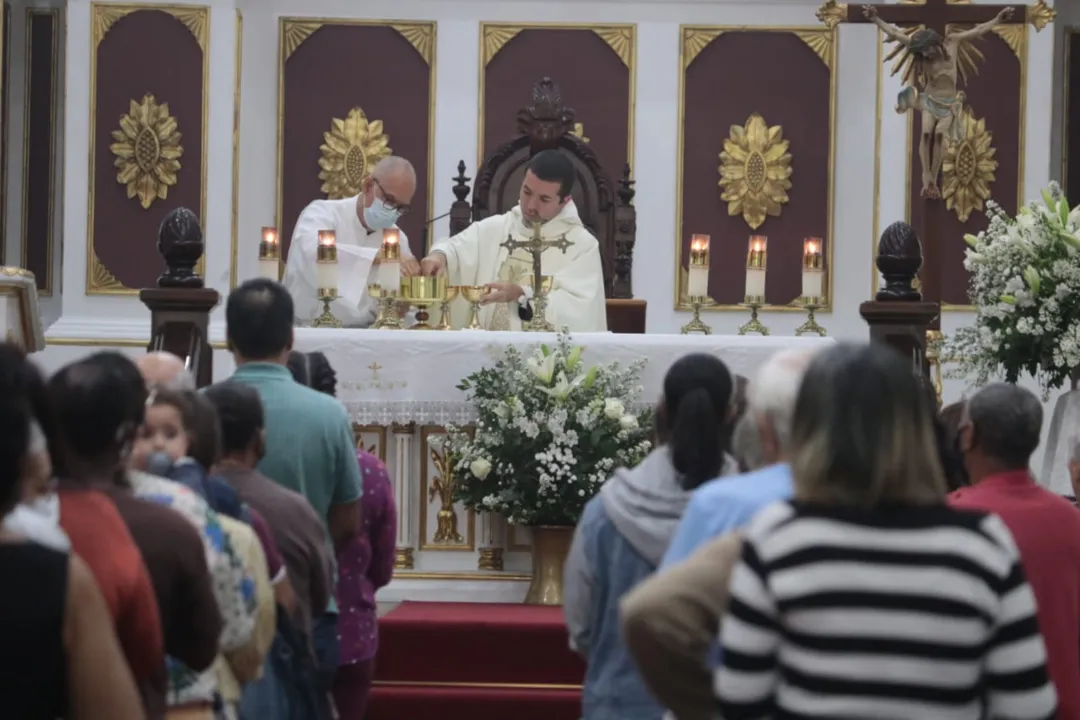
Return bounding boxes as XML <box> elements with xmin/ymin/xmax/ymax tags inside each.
<box><xmin>500</xmin><ymin>222</ymin><xmax>572</xmax><ymax>332</ymax></box>
<box><xmin>817</xmin><ymin>0</ymin><xmax>1053</xmax><ymax>328</ymax></box>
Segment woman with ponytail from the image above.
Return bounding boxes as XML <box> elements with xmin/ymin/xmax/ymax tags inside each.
<box><xmin>564</xmin><ymin>353</ymin><xmax>738</xmax><ymax>720</ymax></box>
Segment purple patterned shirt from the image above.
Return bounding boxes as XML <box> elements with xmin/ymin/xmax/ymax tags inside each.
<box><xmin>336</xmin><ymin>451</ymin><xmax>396</xmax><ymax>664</ymax></box>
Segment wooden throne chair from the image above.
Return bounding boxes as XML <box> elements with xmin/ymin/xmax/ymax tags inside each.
<box><xmin>447</xmin><ymin>77</ymin><xmax>646</xmax><ymax>333</ymax></box>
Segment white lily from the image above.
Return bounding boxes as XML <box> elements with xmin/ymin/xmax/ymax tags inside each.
<box><xmin>539</xmin><ymin>371</ymin><xmax>585</xmax><ymax>401</ymax></box>
<box><xmin>527</xmin><ymin>352</ymin><xmax>557</xmax><ymax>384</ymax></box>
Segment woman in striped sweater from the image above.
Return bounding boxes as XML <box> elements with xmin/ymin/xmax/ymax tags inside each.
<box><xmin>715</xmin><ymin>342</ymin><xmax>1058</xmax><ymax>720</ymax></box>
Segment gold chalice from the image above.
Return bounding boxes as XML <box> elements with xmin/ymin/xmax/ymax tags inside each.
<box><xmin>459</xmin><ymin>285</ymin><xmax>490</xmax><ymax>330</ymax></box>
<box><xmin>400</xmin><ymin>276</ymin><xmax>448</xmax><ymax>330</ymax></box>
<box><xmin>437</xmin><ymin>286</ymin><xmax>460</xmax><ymax>330</ymax></box>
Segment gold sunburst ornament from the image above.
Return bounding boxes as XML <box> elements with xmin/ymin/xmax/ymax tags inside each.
<box><xmin>110</xmin><ymin>95</ymin><xmax>183</xmax><ymax>210</ymax></box>
<box><xmin>718</xmin><ymin>113</ymin><xmax>793</xmax><ymax>230</ymax></box>
<box><xmin>318</xmin><ymin>107</ymin><xmax>393</xmax><ymax>199</ymax></box>
<box><xmin>941</xmin><ymin>110</ymin><xmax>997</xmax><ymax>223</ymax></box>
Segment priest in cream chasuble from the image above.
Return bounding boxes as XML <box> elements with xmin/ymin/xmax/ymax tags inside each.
<box><xmin>423</xmin><ymin>150</ymin><xmax>608</xmax><ymax>332</ymax></box>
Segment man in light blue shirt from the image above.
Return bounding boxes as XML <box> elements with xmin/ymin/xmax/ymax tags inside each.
<box><xmin>662</xmin><ymin>348</ymin><xmax>814</xmax><ymax>566</ymax></box>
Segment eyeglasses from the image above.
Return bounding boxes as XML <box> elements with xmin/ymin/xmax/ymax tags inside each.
<box><xmin>373</xmin><ymin>178</ymin><xmax>410</xmax><ymax>215</ymax></box>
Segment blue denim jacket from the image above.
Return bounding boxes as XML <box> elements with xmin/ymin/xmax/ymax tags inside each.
<box><xmin>563</xmin><ymin>449</ymin><xmax>737</xmax><ymax>720</ymax></box>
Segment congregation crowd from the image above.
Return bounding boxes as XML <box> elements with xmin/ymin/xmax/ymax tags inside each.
<box><xmin>3</xmin><ymin>273</ymin><xmax>1079</xmax><ymax>720</ymax></box>
<box><xmin>0</xmin><ymin>278</ymin><xmax>398</xmax><ymax>720</ymax></box>
<box><xmin>563</xmin><ymin>343</ymin><xmax>1080</xmax><ymax>719</ymax></box>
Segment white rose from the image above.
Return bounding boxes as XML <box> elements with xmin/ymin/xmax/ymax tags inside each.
<box><xmin>603</xmin><ymin>398</ymin><xmax>625</xmax><ymax>420</ymax></box>
<box><xmin>470</xmin><ymin>458</ymin><xmax>492</xmax><ymax>480</ymax></box>
<box><xmin>619</xmin><ymin>415</ymin><xmax>638</xmax><ymax>430</ymax></box>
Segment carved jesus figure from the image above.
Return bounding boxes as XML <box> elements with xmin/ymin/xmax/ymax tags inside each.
<box><xmin>864</xmin><ymin>4</ymin><xmax>1013</xmax><ymax>199</ymax></box>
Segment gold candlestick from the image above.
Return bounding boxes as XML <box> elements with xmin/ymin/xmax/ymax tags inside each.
<box><xmin>680</xmin><ymin>296</ymin><xmax>713</xmax><ymax>335</ymax></box>
<box><xmin>795</xmin><ymin>297</ymin><xmax>827</xmax><ymax>337</ymax></box>
<box><xmin>311</xmin><ymin>290</ymin><xmax>342</xmax><ymax>328</ymax></box>
<box><xmin>738</xmin><ymin>295</ymin><xmax>770</xmax><ymax>336</ymax></box>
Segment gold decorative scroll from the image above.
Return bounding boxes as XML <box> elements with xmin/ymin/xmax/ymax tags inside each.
<box><xmin>682</xmin><ymin>28</ymin><xmax>723</xmax><ymax>69</ymax></box>
<box><xmin>793</xmin><ymin>29</ymin><xmax>834</xmax><ymax>68</ymax></box>
<box><xmin>110</xmin><ymin>94</ymin><xmax>183</xmax><ymax>210</ymax></box>
<box><xmin>318</xmin><ymin>107</ymin><xmax>392</xmax><ymax>199</ymax></box>
<box><xmin>482</xmin><ymin>25</ymin><xmax>521</xmax><ymax>66</ymax></box>
<box><xmin>90</xmin><ymin>251</ymin><xmax>125</xmax><ymax>292</ymax></box>
<box><xmin>991</xmin><ymin>24</ymin><xmax>1025</xmax><ymax>60</ymax></box>
<box><xmin>391</xmin><ymin>24</ymin><xmax>435</xmax><ymax>65</ymax></box>
<box><xmin>592</xmin><ymin>27</ymin><xmax>633</xmax><ymax>66</ymax></box>
<box><xmin>92</xmin><ymin>5</ymin><xmax>208</xmax><ymax>50</ymax></box>
<box><xmin>942</xmin><ymin>109</ymin><xmax>997</xmax><ymax>223</ymax></box>
<box><xmin>429</xmin><ymin>448</ymin><xmax>463</xmax><ymax>544</ymax></box>
<box><xmin>718</xmin><ymin>113</ymin><xmax>793</xmax><ymax>230</ymax></box>
<box><xmin>419</xmin><ymin>426</ymin><xmax>475</xmax><ymax>552</ymax></box>
<box><xmin>815</xmin><ymin>1</ymin><xmax>848</xmax><ymax>30</ymax></box>
<box><xmin>482</xmin><ymin>24</ymin><xmax>633</xmax><ymax>67</ymax></box>
<box><xmin>282</xmin><ymin>20</ymin><xmax>322</xmax><ymax>60</ymax></box>
<box><xmin>1027</xmin><ymin>0</ymin><xmax>1056</xmax><ymax>31</ymax></box>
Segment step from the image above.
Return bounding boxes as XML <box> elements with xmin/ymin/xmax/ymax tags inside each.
<box><xmin>376</xmin><ymin>601</ymin><xmax>585</xmax><ymax>686</ymax></box>
<box><xmin>368</xmin><ymin>684</ymin><xmax>581</xmax><ymax>720</ymax></box>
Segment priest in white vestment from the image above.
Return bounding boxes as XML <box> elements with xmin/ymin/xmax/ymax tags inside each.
<box><xmin>282</xmin><ymin>156</ymin><xmax>420</xmax><ymax>327</ymax></box>
<box><xmin>421</xmin><ymin>150</ymin><xmax>608</xmax><ymax>332</ymax></box>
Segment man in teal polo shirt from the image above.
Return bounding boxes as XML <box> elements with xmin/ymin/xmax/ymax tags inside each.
<box><xmin>222</xmin><ymin>278</ymin><xmax>362</xmax><ymax>697</ymax></box>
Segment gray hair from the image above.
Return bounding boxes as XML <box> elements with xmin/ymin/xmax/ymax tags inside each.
<box><xmin>372</xmin><ymin>155</ymin><xmax>416</xmax><ymax>184</ymax></box>
<box><xmin>156</xmin><ymin>369</ymin><xmax>196</xmax><ymax>392</ymax></box>
<box><xmin>746</xmin><ymin>349</ymin><xmax>816</xmax><ymax>453</ymax></box>
<box><xmin>967</xmin><ymin>382</ymin><xmax>1042</xmax><ymax>468</ymax></box>
<box><xmin>732</xmin><ymin>414</ymin><xmax>764</xmax><ymax>472</ymax></box>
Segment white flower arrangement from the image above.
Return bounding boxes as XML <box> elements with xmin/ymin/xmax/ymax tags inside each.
<box><xmin>437</xmin><ymin>330</ymin><xmax>652</xmax><ymax>526</ymax></box>
<box><xmin>946</xmin><ymin>183</ymin><xmax>1080</xmax><ymax>398</ymax></box>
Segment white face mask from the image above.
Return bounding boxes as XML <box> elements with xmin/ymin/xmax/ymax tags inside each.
<box><xmin>364</xmin><ymin>197</ymin><xmax>401</xmax><ymax>230</ymax></box>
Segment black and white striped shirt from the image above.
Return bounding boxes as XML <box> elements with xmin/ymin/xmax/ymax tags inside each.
<box><xmin>715</xmin><ymin>501</ymin><xmax>1057</xmax><ymax>720</ymax></box>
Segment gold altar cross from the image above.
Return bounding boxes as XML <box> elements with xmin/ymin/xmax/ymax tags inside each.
<box><xmin>501</xmin><ymin>223</ymin><xmax>572</xmax><ymax>305</ymax></box>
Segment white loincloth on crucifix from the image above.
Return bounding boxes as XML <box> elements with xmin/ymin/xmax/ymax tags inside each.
<box><xmin>429</xmin><ymin>201</ymin><xmax>608</xmax><ymax>332</ymax></box>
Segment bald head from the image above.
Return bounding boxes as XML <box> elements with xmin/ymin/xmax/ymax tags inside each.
<box><xmin>371</xmin><ymin>156</ymin><xmax>416</xmax><ymax>205</ymax></box>
<box><xmin>136</xmin><ymin>352</ymin><xmax>194</xmax><ymax>390</ymax></box>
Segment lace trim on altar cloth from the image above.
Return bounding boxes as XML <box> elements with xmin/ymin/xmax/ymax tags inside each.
<box><xmin>341</xmin><ymin>400</ymin><xmax>652</xmax><ymax>426</ymax></box>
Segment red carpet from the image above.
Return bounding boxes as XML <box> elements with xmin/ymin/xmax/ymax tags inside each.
<box><xmin>368</xmin><ymin>601</ymin><xmax>585</xmax><ymax>719</ymax></box>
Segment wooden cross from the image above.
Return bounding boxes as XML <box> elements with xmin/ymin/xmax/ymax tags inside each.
<box><xmin>817</xmin><ymin>0</ymin><xmax>1053</xmax><ymax>330</ymax></box>
<box><xmin>817</xmin><ymin>0</ymin><xmax>1052</xmax><ymax>36</ymax></box>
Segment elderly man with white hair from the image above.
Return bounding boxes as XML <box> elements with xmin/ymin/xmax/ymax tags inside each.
<box><xmin>617</xmin><ymin>348</ymin><xmax>817</xmax><ymax>720</ymax></box>
<box><xmin>136</xmin><ymin>351</ymin><xmax>195</xmax><ymax>390</ymax></box>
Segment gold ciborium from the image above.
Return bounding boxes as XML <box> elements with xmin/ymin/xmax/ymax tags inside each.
<box><xmin>458</xmin><ymin>285</ymin><xmax>489</xmax><ymax>330</ymax></box>
<box><xmin>400</xmin><ymin>276</ymin><xmax>448</xmax><ymax>330</ymax></box>
<box><xmin>437</xmin><ymin>286</ymin><xmax>460</xmax><ymax>330</ymax></box>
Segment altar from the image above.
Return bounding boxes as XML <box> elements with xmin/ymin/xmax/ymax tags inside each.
<box><xmin>292</xmin><ymin>328</ymin><xmax>831</xmax><ymax>602</ymax></box>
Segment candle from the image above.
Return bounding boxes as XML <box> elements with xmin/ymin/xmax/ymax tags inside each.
<box><xmin>258</xmin><ymin>227</ymin><xmax>279</xmax><ymax>281</ymax></box>
<box><xmin>745</xmin><ymin>235</ymin><xmax>767</xmax><ymax>301</ymax></box>
<box><xmin>378</xmin><ymin>228</ymin><xmax>402</xmax><ymax>290</ymax></box>
<box><xmin>687</xmin><ymin>234</ymin><xmax>710</xmax><ymax>298</ymax></box>
<box><xmin>802</xmin><ymin>236</ymin><xmax>824</xmax><ymax>301</ymax></box>
<box><xmin>316</xmin><ymin>229</ymin><xmax>338</xmax><ymax>296</ymax></box>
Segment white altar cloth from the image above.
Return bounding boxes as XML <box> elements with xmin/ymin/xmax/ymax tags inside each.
<box><xmin>292</xmin><ymin>329</ymin><xmax>833</xmax><ymax>425</ymax></box>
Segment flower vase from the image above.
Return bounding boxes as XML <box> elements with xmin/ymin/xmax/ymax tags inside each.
<box><xmin>524</xmin><ymin>525</ymin><xmax>575</xmax><ymax>605</ymax></box>
<box><xmin>1039</xmin><ymin>368</ymin><xmax>1080</xmax><ymax>495</ymax></box>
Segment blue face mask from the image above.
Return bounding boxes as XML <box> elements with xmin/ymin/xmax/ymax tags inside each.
<box><xmin>364</xmin><ymin>196</ymin><xmax>401</xmax><ymax>230</ymax></box>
